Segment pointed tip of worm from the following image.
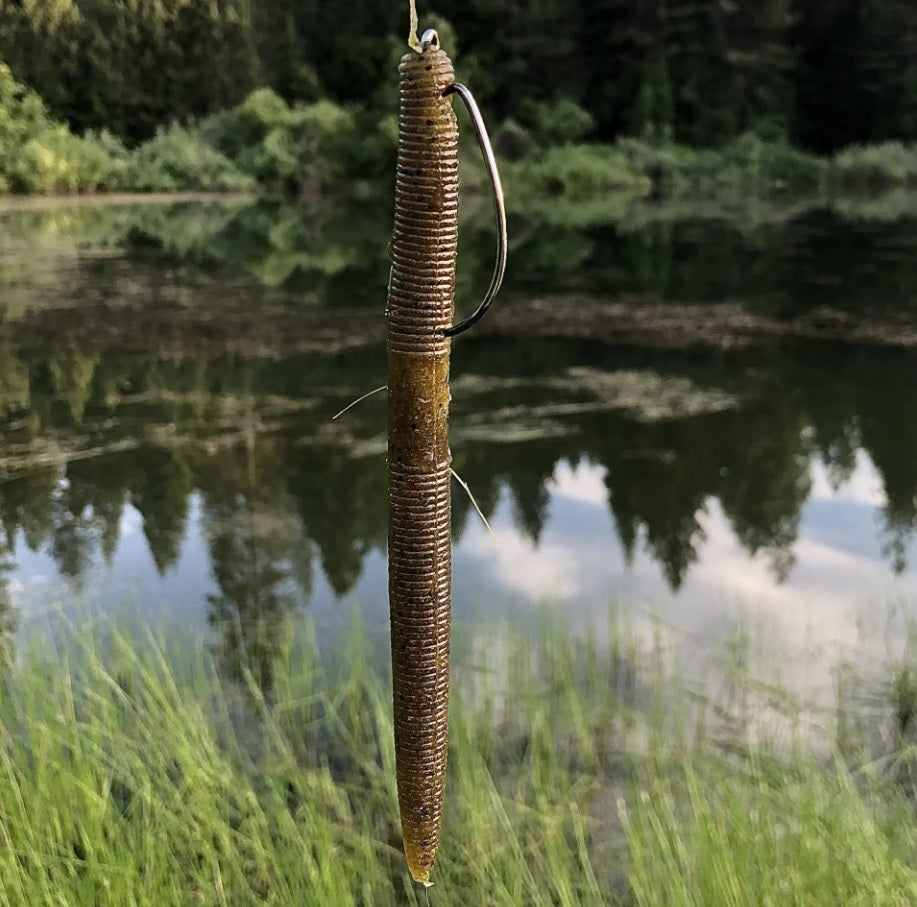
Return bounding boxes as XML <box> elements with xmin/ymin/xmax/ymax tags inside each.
<box><xmin>405</xmin><ymin>845</ymin><xmax>437</xmax><ymax>885</ymax></box>
<box><xmin>407</xmin><ymin>859</ymin><xmax>433</xmax><ymax>885</ymax></box>
<box><xmin>408</xmin><ymin>866</ymin><xmax>434</xmax><ymax>886</ymax></box>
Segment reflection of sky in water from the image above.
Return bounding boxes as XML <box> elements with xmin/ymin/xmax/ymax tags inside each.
<box><xmin>11</xmin><ymin>447</ymin><xmax>917</xmax><ymax>702</ymax></box>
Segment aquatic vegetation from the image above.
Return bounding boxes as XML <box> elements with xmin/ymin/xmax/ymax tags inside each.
<box><xmin>0</xmin><ymin>611</ymin><xmax>916</xmax><ymax>905</ymax></box>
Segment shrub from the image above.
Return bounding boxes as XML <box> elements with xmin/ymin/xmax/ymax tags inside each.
<box><xmin>238</xmin><ymin>99</ymin><xmax>359</xmax><ymax>191</ymax></box>
<box><xmin>518</xmin><ymin>97</ymin><xmax>595</xmax><ymax>147</ymax></box>
<box><xmin>10</xmin><ymin>126</ymin><xmax>119</xmax><ymax>193</ymax></box>
<box><xmin>200</xmin><ymin>89</ymin><xmax>392</xmax><ymax>193</ymax></box>
<box><xmin>492</xmin><ymin>118</ymin><xmax>538</xmax><ymax>162</ymax></box>
<box><xmin>616</xmin><ymin>135</ymin><xmax>826</xmax><ymax>200</ymax></box>
<box><xmin>504</xmin><ymin>144</ymin><xmax>652</xmax><ymax>225</ymax></box>
<box><xmin>720</xmin><ymin>132</ymin><xmax>826</xmax><ymax>195</ymax></box>
<box><xmin>117</xmin><ymin>124</ymin><xmax>256</xmax><ymax>193</ymax></box>
<box><xmin>200</xmin><ymin>87</ymin><xmax>291</xmax><ymax>162</ymax></box>
<box><xmin>615</xmin><ymin>138</ymin><xmax>693</xmax><ymax>196</ymax></box>
<box><xmin>0</xmin><ymin>63</ymin><xmax>121</xmax><ymax>193</ymax></box>
<box><xmin>0</xmin><ymin>63</ymin><xmax>48</xmax><ymax>150</ymax></box>
<box><xmin>831</xmin><ymin>142</ymin><xmax>917</xmax><ymax>193</ymax></box>
<box><xmin>514</xmin><ymin>144</ymin><xmax>650</xmax><ymax>197</ymax></box>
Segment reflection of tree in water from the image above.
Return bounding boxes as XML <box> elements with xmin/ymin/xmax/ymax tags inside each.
<box><xmin>0</xmin><ymin>466</ymin><xmax>57</xmax><ymax>554</ymax></box>
<box><xmin>130</xmin><ymin>446</ymin><xmax>193</xmax><ymax>574</ymax></box>
<box><xmin>49</xmin><ymin>477</ymin><xmax>104</xmax><ymax>589</ymax></box>
<box><xmin>452</xmin><ymin>442</ymin><xmax>556</xmax><ymax>544</ymax></box>
<box><xmin>65</xmin><ymin>453</ymin><xmax>133</xmax><ymax>564</ymax></box>
<box><xmin>200</xmin><ymin>401</ymin><xmax>311</xmax><ymax>699</ymax></box>
<box><xmin>718</xmin><ymin>392</ymin><xmax>813</xmax><ymax>582</ymax></box>
<box><xmin>288</xmin><ymin>443</ymin><xmax>386</xmax><ymax>597</ymax></box>
<box><xmin>601</xmin><ymin>418</ymin><xmax>715</xmax><ymax>591</ymax></box>
<box><xmin>46</xmin><ymin>344</ymin><xmax>100</xmax><ymax>423</ymax></box>
<box><xmin>854</xmin><ymin>355</ymin><xmax>917</xmax><ymax>575</ymax></box>
<box><xmin>0</xmin><ymin>334</ymin><xmax>30</xmax><ymax>419</ymax></box>
<box><xmin>6</xmin><ymin>261</ymin><xmax>917</xmax><ymax>598</ymax></box>
<box><xmin>0</xmin><ymin>536</ymin><xmax>17</xmax><ymax>668</ymax></box>
<box><xmin>813</xmin><ymin>400</ymin><xmax>861</xmax><ymax>492</ymax></box>
<box><xmin>205</xmin><ymin>505</ymin><xmax>308</xmax><ymax>699</ymax></box>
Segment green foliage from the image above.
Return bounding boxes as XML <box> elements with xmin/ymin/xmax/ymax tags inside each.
<box><xmin>2</xmin><ymin>28</ymin><xmax>917</xmax><ymax>204</ymax></box>
<box><xmin>0</xmin><ymin>61</ymin><xmax>47</xmax><ymax>147</ymax></box>
<box><xmin>0</xmin><ymin>0</ymin><xmax>916</xmax><ymax>157</ymax></box>
<box><xmin>718</xmin><ymin>133</ymin><xmax>828</xmax><ymax>195</ymax></box>
<box><xmin>10</xmin><ymin>126</ymin><xmax>116</xmax><ymax>193</ymax></box>
<box><xmin>510</xmin><ymin>144</ymin><xmax>651</xmax><ymax>199</ymax></box>
<box><xmin>116</xmin><ymin>123</ymin><xmax>255</xmax><ymax>193</ymax></box>
<box><xmin>830</xmin><ymin>142</ymin><xmax>917</xmax><ymax>194</ymax></box>
<box><xmin>0</xmin><ymin>63</ymin><xmax>120</xmax><ymax>193</ymax></box>
<box><xmin>1</xmin><ymin>612</ymin><xmax>917</xmax><ymax>905</ymax></box>
<box><xmin>237</xmin><ymin>97</ymin><xmax>358</xmax><ymax>191</ymax></box>
<box><xmin>201</xmin><ymin>89</ymin><xmax>395</xmax><ymax>193</ymax></box>
<box><xmin>201</xmin><ymin>87</ymin><xmax>292</xmax><ymax>161</ymax></box>
<box><xmin>616</xmin><ymin>134</ymin><xmax>827</xmax><ymax>200</ymax></box>
<box><xmin>629</xmin><ymin>57</ymin><xmax>674</xmax><ymax>145</ymax></box>
<box><xmin>491</xmin><ymin>118</ymin><xmax>538</xmax><ymax>162</ymax></box>
<box><xmin>517</xmin><ymin>97</ymin><xmax>596</xmax><ymax>147</ymax></box>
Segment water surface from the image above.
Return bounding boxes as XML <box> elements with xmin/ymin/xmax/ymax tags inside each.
<box><xmin>3</xmin><ymin>196</ymin><xmax>917</xmax><ymax>700</ymax></box>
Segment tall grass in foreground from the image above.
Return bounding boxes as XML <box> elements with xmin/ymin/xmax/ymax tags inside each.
<box><xmin>0</xmin><ymin>614</ymin><xmax>915</xmax><ymax>905</ymax></box>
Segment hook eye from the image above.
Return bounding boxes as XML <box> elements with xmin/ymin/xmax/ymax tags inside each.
<box><xmin>442</xmin><ymin>83</ymin><xmax>507</xmax><ymax>338</ymax></box>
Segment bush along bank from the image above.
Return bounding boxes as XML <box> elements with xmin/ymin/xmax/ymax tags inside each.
<box><xmin>4</xmin><ymin>65</ymin><xmax>917</xmax><ymax>204</ymax></box>
<box><xmin>0</xmin><ymin>65</ymin><xmax>395</xmax><ymax>196</ymax></box>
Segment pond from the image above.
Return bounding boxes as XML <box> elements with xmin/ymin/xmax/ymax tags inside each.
<box><xmin>2</xmin><ymin>194</ymin><xmax>917</xmax><ymax>701</ymax></box>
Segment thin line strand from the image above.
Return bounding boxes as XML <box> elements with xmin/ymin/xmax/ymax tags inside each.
<box><xmin>408</xmin><ymin>0</ymin><xmax>421</xmax><ymax>50</ymax></box>
<box><xmin>332</xmin><ymin>385</ymin><xmax>388</xmax><ymax>421</ymax></box>
<box><xmin>450</xmin><ymin>466</ymin><xmax>499</xmax><ymax>545</ymax></box>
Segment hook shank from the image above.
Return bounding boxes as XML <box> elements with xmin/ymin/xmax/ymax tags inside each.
<box><xmin>442</xmin><ymin>82</ymin><xmax>507</xmax><ymax>338</ymax></box>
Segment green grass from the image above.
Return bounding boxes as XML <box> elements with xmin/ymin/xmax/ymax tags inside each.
<box><xmin>0</xmin><ymin>612</ymin><xmax>916</xmax><ymax>905</ymax></box>
<box><xmin>830</xmin><ymin>142</ymin><xmax>917</xmax><ymax>194</ymax></box>
<box><xmin>626</xmin><ymin>754</ymin><xmax>917</xmax><ymax>906</ymax></box>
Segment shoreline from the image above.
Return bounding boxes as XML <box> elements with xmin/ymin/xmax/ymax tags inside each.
<box><xmin>0</xmin><ymin>190</ymin><xmax>254</xmax><ymax>213</ymax></box>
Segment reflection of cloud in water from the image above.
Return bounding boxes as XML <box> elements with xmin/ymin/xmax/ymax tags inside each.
<box><xmin>451</xmin><ymin>455</ymin><xmax>917</xmax><ymax>705</ymax></box>
<box><xmin>548</xmin><ymin>459</ymin><xmax>608</xmax><ymax>504</ymax></box>
<box><xmin>810</xmin><ymin>449</ymin><xmax>885</xmax><ymax>506</ymax></box>
<box><xmin>463</xmin><ymin>518</ymin><xmax>583</xmax><ymax>600</ymax></box>
<box><xmin>14</xmin><ymin>498</ymin><xmax>211</xmax><ymax>629</ymax></box>
<box><xmin>6</xmin><ymin>442</ymin><xmax>917</xmax><ymax>710</ymax></box>
<box><xmin>119</xmin><ymin>507</ymin><xmax>142</xmax><ymax>537</ymax></box>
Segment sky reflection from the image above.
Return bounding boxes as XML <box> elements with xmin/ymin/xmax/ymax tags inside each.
<box><xmin>10</xmin><ymin>448</ymin><xmax>915</xmax><ymax>706</ymax></box>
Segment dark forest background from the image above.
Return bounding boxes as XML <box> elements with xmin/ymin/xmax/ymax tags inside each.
<box><xmin>1</xmin><ymin>0</ymin><xmax>916</xmax><ymax>152</ymax></box>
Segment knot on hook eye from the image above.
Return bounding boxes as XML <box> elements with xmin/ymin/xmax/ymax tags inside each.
<box><xmin>442</xmin><ymin>83</ymin><xmax>507</xmax><ymax>338</ymax></box>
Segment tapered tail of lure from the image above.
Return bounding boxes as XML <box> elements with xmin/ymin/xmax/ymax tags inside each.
<box><xmin>386</xmin><ymin>27</ymin><xmax>506</xmax><ymax>883</ymax></box>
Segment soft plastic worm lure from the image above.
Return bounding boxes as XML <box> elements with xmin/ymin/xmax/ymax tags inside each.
<box><xmin>386</xmin><ymin>27</ymin><xmax>505</xmax><ymax>883</ymax></box>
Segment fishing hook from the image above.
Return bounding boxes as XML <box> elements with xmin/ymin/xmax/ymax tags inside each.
<box><xmin>442</xmin><ymin>81</ymin><xmax>507</xmax><ymax>337</ymax></box>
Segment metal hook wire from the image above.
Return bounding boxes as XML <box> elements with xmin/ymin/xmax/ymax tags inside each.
<box><xmin>442</xmin><ymin>82</ymin><xmax>507</xmax><ymax>338</ymax></box>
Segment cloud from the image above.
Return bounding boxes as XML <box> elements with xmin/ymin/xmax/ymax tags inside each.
<box><xmin>548</xmin><ymin>458</ymin><xmax>608</xmax><ymax>506</ymax></box>
<box><xmin>809</xmin><ymin>449</ymin><xmax>886</xmax><ymax>506</ymax></box>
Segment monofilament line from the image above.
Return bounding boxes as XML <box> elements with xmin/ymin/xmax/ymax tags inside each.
<box><xmin>331</xmin><ymin>385</ymin><xmax>388</xmax><ymax>421</ymax></box>
<box><xmin>407</xmin><ymin>0</ymin><xmax>421</xmax><ymax>50</ymax></box>
<box><xmin>450</xmin><ymin>466</ymin><xmax>499</xmax><ymax>545</ymax></box>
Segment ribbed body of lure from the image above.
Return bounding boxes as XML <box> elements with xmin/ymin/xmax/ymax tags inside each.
<box><xmin>386</xmin><ymin>34</ymin><xmax>458</xmax><ymax>883</ymax></box>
